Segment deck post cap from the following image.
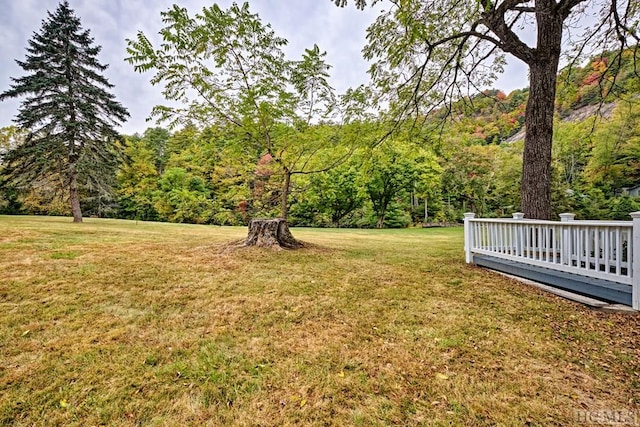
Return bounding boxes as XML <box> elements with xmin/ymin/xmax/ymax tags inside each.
<box><xmin>559</xmin><ymin>213</ymin><xmax>576</xmax><ymax>222</ymax></box>
<box><xmin>630</xmin><ymin>212</ymin><xmax>640</xmax><ymax>219</ymax></box>
<box><xmin>463</xmin><ymin>212</ymin><xmax>476</xmax><ymax>219</ymax></box>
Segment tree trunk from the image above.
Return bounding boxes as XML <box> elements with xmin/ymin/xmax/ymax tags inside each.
<box><xmin>521</xmin><ymin>6</ymin><xmax>562</xmax><ymax>220</ymax></box>
<box><xmin>243</xmin><ymin>218</ymin><xmax>303</xmax><ymax>249</ymax></box>
<box><xmin>280</xmin><ymin>169</ymin><xmax>291</xmax><ymax>220</ymax></box>
<box><xmin>69</xmin><ymin>165</ymin><xmax>82</xmax><ymax>223</ymax></box>
<box><xmin>424</xmin><ymin>197</ymin><xmax>428</xmax><ymax>223</ymax></box>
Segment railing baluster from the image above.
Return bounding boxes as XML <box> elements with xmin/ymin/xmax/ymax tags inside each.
<box><xmin>552</xmin><ymin>225</ymin><xmax>557</xmax><ymax>264</ymax></box>
<box><xmin>560</xmin><ymin>225</ymin><xmax>565</xmax><ymax>265</ymax></box>
<box><xmin>486</xmin><ymin>223</ymin><xmax>490</xmax><ymax>249</ymax></box>
<box><xmin>538</xmin><ymin>226</ymin><xmax>543</xmax><ymax>261</ymax></box>
<box><xmin>595</xmin><ymin>228</ymin><xmax>601</xmax><ymax>272</ymax></box>
<box><xmin>519</xmin><ymin>223</ymin><xmax>524</xmax><ymax>258</ymax></box>
<box><xmin>604</xmin><ymin>228</ymin><xmax>608</xmax><ymax>272</ymax></box>
<box><xmin>575</xmin><ymin>227</ymin><xmax>581</xmax><ymax>268</ymax></box>
<box><xmin>545</xmin><ymin>226</ymin><xmax>553</xmax><ymax>262</ymax></box>
<box><xmin>484</xmin><ymin>223</ymin><xmax>489</xmax><ymax>249</ymax></box>
<box><xmin>483</xmin><ymin>223</ymin><xmax>488</xmax><ymax>249</ymax></box>
<box><xmin>570</xmin><ymin>226</ymin><xmax>575</xmax><ymax>265</ymax></box>
<box><xmin>584</xmin><ymin>226</ymin><xmax>591</xmax><ymax>271</ymax></box>
<box><xmin>625</xmin><ymin>229</ymin><xmax>631</xmax><ymax>278</ymax></box>
<box><xmin>491</xmin><ymin>223</ymin><xmax>496</xmax><ymax>252</ymax></box>
<box><xmin>544</xmin><ymin>226</ymin><xmax>549</xmax><ymax>262</ymax></box>
<box><xmin>489</xmin><ymin>223</ymin><xmax>494</xmax><ymax>252</ymax></box>
<box><xmin>580</xmin><ymin>228</ymin><xmax>584</xmax><ymax>268</ymax></box>
<box><xmin>537</xmin><ymin>226</ymin><xmax>542</xmax><ymax>261</ymax></box>
<box><xmin>485</xmin><ymin>223</ymin><xmax>489</xmax><ymax>249</ymax></box>
<box><xmin>616</xmin><ymin>226</ymin><xmax>622</xmax><ymax>277</ymax></box>
<box><xmin>505</xmin><ymin>223</ymin><xmax>509</xmax><ymax>254</ymax></box>
<box><xmin>530</xmin><ymin>225</ymin><xmax>535</xmax><ymax>260</ymax></box>
<box><xmin>502</xmin><ymin>223</ymin><xmax>506</xmax><ymax>253</ymax></box>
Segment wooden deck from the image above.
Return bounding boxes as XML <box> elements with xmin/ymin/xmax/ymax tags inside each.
<box><xmin>475</xmin><ymin>254</ymin><xmax>633</xmax><ymax>306</ymax></box>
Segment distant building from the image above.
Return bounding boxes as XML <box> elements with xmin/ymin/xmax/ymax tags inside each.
<box><xmin>620</xmin><ymin>184</ymin><xmax>640</xmax><ymax>197</ymax></box>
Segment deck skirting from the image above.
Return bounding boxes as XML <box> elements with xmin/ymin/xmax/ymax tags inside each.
<box><xmin>474</xmin><ymin>255</ymin><xmax>632</xmax><ymax>306</ymax></box>
<box><xmin>464</xmin><ymin>212</ymin><xmax>640</xmax><ymax>310</ymax></box>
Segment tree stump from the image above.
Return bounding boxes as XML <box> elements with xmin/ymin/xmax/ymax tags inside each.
<box><xmin>243</xmin><ymin>218</ymin><xmax>304</xmax><ymax>249</ymax></box>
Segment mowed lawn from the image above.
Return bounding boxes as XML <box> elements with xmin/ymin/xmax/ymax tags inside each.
<box><xmin>0</xmin><ymin>216</ymin><xmax>638</xmax><ymax>426</ymax></box>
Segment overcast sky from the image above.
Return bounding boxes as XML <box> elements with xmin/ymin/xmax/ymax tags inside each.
<box><xmin>0</xmin><ymin>0</ymin><xmax>529</xmax><ymax>135</ymax></box>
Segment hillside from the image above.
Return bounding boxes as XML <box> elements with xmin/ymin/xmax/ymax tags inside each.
<box><xmin>504</xmin><ymin>102</ymin><xmax>617</xmax><ymax>144</ymax></box>
<box><xmin>446</xmin><ymin>47</ymin><xmax>639</xmax><ymax>145</ymax></box>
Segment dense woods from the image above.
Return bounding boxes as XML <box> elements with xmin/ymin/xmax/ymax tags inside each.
<box><xmin>1</xmin><ymin>48</ymin><xmax>639</xmax><ymax>226</ymax></box>
<box><xmin>0</xmin><ymin>0</ymin><xmax>638</xmax><ymax>227</ymax></box>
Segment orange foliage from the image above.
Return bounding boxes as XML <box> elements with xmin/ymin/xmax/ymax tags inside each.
<box><xmin>582</xmin><ymin>72</ymin><xmax>601</xmax><ymax>86</ymax></box>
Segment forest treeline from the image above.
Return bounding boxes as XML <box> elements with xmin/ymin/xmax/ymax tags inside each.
<box><xmin>1</xmin><ymin>49</ymin><xmax>639</xmax><ymax>227</ymax></box>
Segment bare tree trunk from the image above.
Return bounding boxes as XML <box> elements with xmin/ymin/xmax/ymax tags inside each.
<box><xmin>521</xmin><ymin>5</ymin><xmax>562</xmax><ymax>220</ymax></box>
<box><xmin>69</xmin><ymin>164</ymin><xmax>82</xmax><ymax>223</ymax></box>
<box><xmin>424</xmin><ymin>197</ymin><xmax>428</xmax><ymax>223</ymax></box>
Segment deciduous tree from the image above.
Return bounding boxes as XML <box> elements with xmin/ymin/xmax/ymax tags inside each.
<box><xmin>126</xmin><ymin>3</ymin><xmax>361</xmax><ymax>222</ymax></box>
<box><xmin>365</xmin><ymin>143</ymin><xmax>420</xmax><ymax>228</ymax></box>
<box><xmin>334</xmin><ymin>0</ymin><xmax>639</xmax><ymax>219</ymax></box>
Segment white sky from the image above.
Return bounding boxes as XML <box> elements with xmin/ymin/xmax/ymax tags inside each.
<box><xmin>0</xmin><ymin>0</ymin><xmax>530</xmax><ymax>135</ymax></box>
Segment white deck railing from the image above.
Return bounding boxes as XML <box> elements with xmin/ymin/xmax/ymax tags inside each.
<box><xmin>464</xmin><ymin>212</ymin><xmax>640</xmax><ymax>310</ymax></box>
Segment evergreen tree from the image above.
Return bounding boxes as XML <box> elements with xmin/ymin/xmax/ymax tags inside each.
<box><xmin>0</xmin><ymin>1</ymin><xmax>129</xmax><ymax>222</ymax></box>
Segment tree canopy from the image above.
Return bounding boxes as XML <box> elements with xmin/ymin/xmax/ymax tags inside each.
<box><xmin>126</xmin><ymin>2</ymin><xmax>371</xmax><ymax>220</ymax></box>
<box><xmin>334</xmin><ymin>0</ymin><xmax>639</xmax><ymax>219</ymax></box>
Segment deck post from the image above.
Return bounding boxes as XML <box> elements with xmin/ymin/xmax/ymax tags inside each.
<box><xmin>464</xmin><ymin>213</ymin><xmax>476</xmax><ymax>264</ymax></box>
<box><xmin>630</xmin><ymin>212</ymin><xmax>640</xmax><ymax>310</ymax></box>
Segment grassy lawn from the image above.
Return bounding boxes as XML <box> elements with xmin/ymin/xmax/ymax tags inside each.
<box><xmin>0</xmin><ymin>215</ymin><xmax>638</xmax><ymax>426</ymax></box>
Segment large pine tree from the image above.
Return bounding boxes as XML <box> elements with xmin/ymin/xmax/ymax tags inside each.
<box><xmin>0</xmin><ymin>1</ymin><xmax>129</xmax><ymax>222</ymax></box>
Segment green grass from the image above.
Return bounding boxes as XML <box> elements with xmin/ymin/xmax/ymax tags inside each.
<box><xmin>1</xmin><ymin>215</ymin><xmax>639</xmax><ymax>426</ymax></box>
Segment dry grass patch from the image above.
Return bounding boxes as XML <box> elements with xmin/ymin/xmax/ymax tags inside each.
<box><xmin>0</xmin><ymin>215</ymin><xmax>639</xmax><ymax>426</ymax></box>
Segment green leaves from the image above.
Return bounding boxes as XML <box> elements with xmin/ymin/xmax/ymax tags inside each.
<box><xmin>126</xmin><ymin>2</ymin><xmax>366</xmax><ymax>219</ymax></box>
<box><xmin>126</xmin><ymin>2</ymin><xmax>290</xmax><ymax>130</ymax></box>
<box><xmin>125</xmin><ymin>32</ymin><xmax>157</xmax><ymax>73</ymax></box>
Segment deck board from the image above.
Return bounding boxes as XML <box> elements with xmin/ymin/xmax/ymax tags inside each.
<box><xmin>474</xmin><ymin>255</ymin><xmax>632</xmax><ymax>306</ymax></box>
